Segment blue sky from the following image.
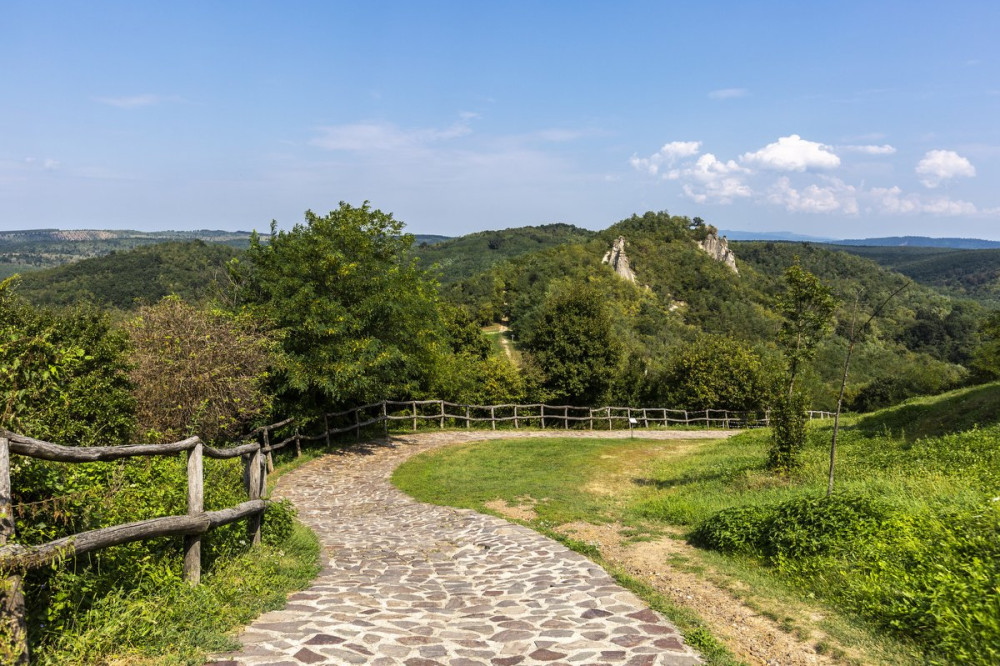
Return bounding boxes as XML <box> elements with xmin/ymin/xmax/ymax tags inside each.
<box><xmin>3</xmin><ymin>1</ymin><xmax>999</xmax><ymax>239</ymax></box>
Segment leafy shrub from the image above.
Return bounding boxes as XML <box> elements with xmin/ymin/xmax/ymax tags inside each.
<box><xmin>688</xmin><ymin>504</ymin><xmax>771</xmax><ymax>555</ymax></box>
<box><xmin>261</xmin><ymin>498</ymin><xmax>297</xmax><ymax>547</ymax></box>
<box><xmin>764</xmin><ymin>493</ymin><xmax>890</xmax><ymax>560</ymax></box>
<box><xmin>767</xmin><ymin>391</ymin><xmax>807</xmax><ymax>473</ymax></box>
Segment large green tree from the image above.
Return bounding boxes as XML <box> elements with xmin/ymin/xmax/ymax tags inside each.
<box><xmin>523</xmin><ymin>282</ymin><xmax>623</xmax><ymax>405</ymax></box>
<box><xmin>232</xmin><ymin>202</ymin><xmax>445</xmax><ymax>414</ymax></box>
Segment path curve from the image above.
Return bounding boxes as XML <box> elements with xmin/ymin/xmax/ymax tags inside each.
<box><xmin>211</xmin><ymin>430</ymin><xmax>734</xmax><ymax>666</ymax></box>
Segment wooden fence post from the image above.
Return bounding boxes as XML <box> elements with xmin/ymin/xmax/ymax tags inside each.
<box><xmin>264</xmin><ymin>427</ymin><xmax>274</xmax><ymax>473</ymax></box>
<box><xmin>324</xmin><ymin>414</ymin><xmax>331</xmax><ymax>448</ymax></box>
<box><xmin>491</xmin><ymin>406</ymin><xmax>496</xmax><ymax>431</ymax></box>
<box><xmin>607</xmin><ymin>406</ymin><xmax>612</xmax><ymax>430</ymax></box>
<box><xmin>642</xmin><ymin>408</ymin><xmax>648</xmax><ymax>429</ymax></box>
<box><xmin>383</xmin><ymin>401</ymin><xmax>389</xmax><ymax>436</ymax></box>
<box><xmin>246</xmin><ymin>442</ymin><xmax>263</xmax><ymax>546</ymax></box>
<box><xmin>514</xmin><ymin>405</ymin><xmax>519</xmax><ymax>429</ymax></box>
<box><xmin>412</xmin><ymin>402</ymin><xmax>418</xmax><ymax>431</ymax></box>
<box><xmin>541</xmin><ymin>404</ymin><xmax>546</xmax><ymax>429</ymax></box>
<box><xmin>564</xmin><ymin>406</ymin><xmax>569</xmax><ymax>429</ymax></box>
<box><xmin>183</xmin><ymin>439</ymin><xmax>204</xmax><ymax>585</ymax></box>
<box><xmin>684</xmin><ymin>409</ymin><xmax>689</xmax><ymax>426</ymax></box>
<box><xmin>705</xmin><ymin>409</ymin><xmax>710</xmax><ymax>428</ymax></box>
<box><xmin>589</xmin><ymin>408</ymin><xmax>594</xmax><ymax>430</ymax></box>
<box><xmin>439</xmin><ymin>401</ymin><xmax>445</xmax><ymax>429</ymax></box>
<box><xmin>0</xmin><ymin>436</ymin><xmax>28</xmax><ymax>665</ymax></box>
<box><xmin>466</xmin><ymin>405</ymin><xmax>471</xmax><ymax>429</ymax></box>
<box><xmin>294</xmin><ymin>426</ymin><xmax>302</xmax><ymax>457</ymax></box>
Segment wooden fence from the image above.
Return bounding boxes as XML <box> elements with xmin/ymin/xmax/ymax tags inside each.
<box><xmin>0</xmin><ymin>401</ymin><xmax>834</xmax><ymax>662</ymax></box>
<box><xmin>0</xmin><ymin>417</ymin><xmax>299</xmax><ymax>664</ymax></box>
<box><xmin>316</xmin><ymin>400</ymin><xmax>835</xmax><ymax>435</ymax></box>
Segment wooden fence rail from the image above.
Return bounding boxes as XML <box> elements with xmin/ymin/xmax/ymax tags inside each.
<box><xmin>0</xmin><ymin>416</ymin><xmax>300</xmax><ymax>665</ymax></box>
<box><xmin>0</xmin><ymin>401</ymin><xmax>834</xmax><ymax>663</ymax></box>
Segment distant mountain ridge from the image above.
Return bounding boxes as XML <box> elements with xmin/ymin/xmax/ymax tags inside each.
<box><xmin>833</xmin><ymin>236</ymin><xmax>1000</xmax><ymax>249</ymax></box>
<box><xmin>721</xmin><ymin>230</ymin><xmax>1000</xmax><ymax>249</ymax></box>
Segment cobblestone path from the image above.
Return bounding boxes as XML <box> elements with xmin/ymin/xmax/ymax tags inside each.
<box><xmin>210</xmin><ymin>430</ymin><xmax>733</xmax><ymax>666</ymax></box>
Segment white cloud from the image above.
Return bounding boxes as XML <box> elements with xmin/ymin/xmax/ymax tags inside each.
<box><xmin>767</xmin><ymin>176</ymin><xmax>858</xmax><ymax>214</ymax></box>
<box><xmin>629</xmin><ymin>141</ymin><xmax>701</xmax><ymax>176</ymax></box>
<box><xmin>841</xmin><ymin>144</ymin><xmax>897</xmax><ymax>155</ymax></box>
<box><xmin>676</xmin><ymin>154</ymin><xmax>752</xmax><ymax>203</ymax></box>
<box><xmin>869</xmin><ymin>186</ymin><xmax>978</xmax><ymax>215</ymax></box>
<box><xmin>708</xmin><ymin>88</ymin><xmax>748</xmax><ymax>100</ymax></box>
<box><xmin>311</xmin><ymin>119</ymin><xmax>472</xmax><ymax>152</ymax></box>
<box><xmin>741</xmin><ymin>134</ymin><xmax>841</xmax><ymax>171</ymax></box>
<box><xmin>915</xmin><ymin>149</ymin><xmax>976</xmax><ymax>188</ymax></box>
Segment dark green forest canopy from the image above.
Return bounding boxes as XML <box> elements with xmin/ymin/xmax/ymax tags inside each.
<box><xmin>412</xmin><ymin>222</ymin><xmax>596</xmax><ymax>284</ymax></box>
<box><xmin>16</xmin><ymin>240</ymin><xmax>241</xmax><ymax>310</ymax></box>
<box><xmin>827</xmin><ymin>244</ymin><xmax>1000</xmax><ymax>303</ymax></box>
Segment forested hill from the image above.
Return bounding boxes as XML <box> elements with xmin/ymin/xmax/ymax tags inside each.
<box><xmin>412</xmin><ymin>223</ymin><xmax>595</xmax><ymax>284</ymax></box>
<box><xmin>824</xmin><ymin>244</ymin><xmax>1000</xmax><ymax>303</ymax></box>
<box><xmin>431</xmin><ymin>212</ymin><xmax>983</xmax><ymax>411</ymax></box>
<box><xmin>16</xmin><ymin>240</ymin><xmax>240</xmax><ymax>310</ymax></box>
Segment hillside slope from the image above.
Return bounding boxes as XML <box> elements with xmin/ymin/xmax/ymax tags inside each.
<box><xmin>826</xmin><ymin>244</ymin><xmax>1000</xmax><ymax>303</ymax></box>
<box><xmin>16</xmin><ymin>240</ymin><xmax>240</xmax><ymax>309</ymax></box>
<box><xmin>412</xmin><ymin>223</ymin><xmax>595</xmax><ymax>284</ymax></box>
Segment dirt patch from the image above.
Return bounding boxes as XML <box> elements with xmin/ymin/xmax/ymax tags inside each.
<box><xmin>485</xmin><ymin>497</ymin><xmax>538</xmax><ymax>521</ymax></box>
<box><xmin>557</xmin><ymin>521</ymin><xmax>843</xmax><ymax>666</ymax></box>
<box><xmin>584</xmin><ymin>440</ymin><xmax>703</xmax><ymax>497</ymax></box>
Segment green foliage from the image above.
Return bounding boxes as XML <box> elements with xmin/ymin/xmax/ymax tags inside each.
<box><xmin>627</xmin><ymin>383</ymin><xmax>1000</xmax><ymax>663</ymax></box>
<box><xmin>690</xmin><ymin>494</ymin><xmax>890</xmax><ymax>560</ymax></box>
<box><xmin>17</xmin><ymin>240</ymin><xmax>242</xmax><ymax>310</ymax></box>
<box><xmin>972</xmin><ymin>310</ymin><xmax>1000</xmax><ymax>380</ymax></box>
<box><xmin>776</xmin><ymin>262</ymin><xmax>837</xmax><ymax>393</ymax></box>
<box><xmin>0</xmin><ymin>277</ymin><xmax>135</xmax><ymax>445</ymax></box>
<box><xmin>34</xmin><ymin>523</ymin><xmax>320</xmax><ymax>665</ymax></box>
<box><xmin>833</xmin><ymin>244</ymin><xmax>1000</xmax><ymax>303</ymax></box>
<box><xmin>767</xmin><ymin>391</ymin><xmax>807</xmax><ymax>474</ymax></box>
<box><xmin>523</xmin><ymin>282</ymin><xmax>623</xmax><ymax>405</ymax></box>
<box><xmin>413</xmin><ymin>223</ymin><xmax>595</xmax><ymax>285</ymax></box>
<box><xmin>647</xmin><ymin>335</ymin><xmax>780</xmax><ymax>411</ymax></box>
<box><xmin>233</xmin><ymin>202</ymin><xmax>446</xmax><ymax>415</ymax></box>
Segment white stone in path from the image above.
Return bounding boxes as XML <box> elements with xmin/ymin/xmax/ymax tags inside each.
<box><xmin>209</xmin><ymin>430</ymin><xmax>717</xmax><ymax>666</ymax></box>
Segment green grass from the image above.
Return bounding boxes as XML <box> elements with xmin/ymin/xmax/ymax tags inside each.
<box><xmin>35</xmin><ymin>523</ymin><xmax>321</xmax><ymax>665</ymax></box>
<box><xmin>394</xmin><ymin>436</ymin><xmax>623</xmax><ymax>524</ymax></box>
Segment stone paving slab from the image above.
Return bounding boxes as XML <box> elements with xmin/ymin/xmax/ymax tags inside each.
<box><xmin>210</xmin><ymin>430</ymin><xmax>724</xmax><ymax>665</ymax></box>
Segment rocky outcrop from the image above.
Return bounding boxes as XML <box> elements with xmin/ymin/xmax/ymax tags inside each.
<box><xmin>698</xmin><ymin>231</ymin><xmax>738</xmax><ymax>274</ymax></box>
<box><xmin>602</xmin><ymin>236</ymin><xmax>636</xmax><ymax>282</ymax></box>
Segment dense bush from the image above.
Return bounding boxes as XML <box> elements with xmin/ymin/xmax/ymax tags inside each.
<box><xmin>646</xmin><ymin>335</ymin><xmax>780</xmax><ymax>411</ymax></box>
<box><xmin>126</xmin><ymin>296</ymin><xmax>277</xmax><ymax>444</ymax></box>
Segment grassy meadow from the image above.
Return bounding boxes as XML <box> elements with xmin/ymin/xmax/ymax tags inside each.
<box><xmin>393</xmin><ymin>382</ymin><xmax>1000</xmax><ymax>665</ymax></box>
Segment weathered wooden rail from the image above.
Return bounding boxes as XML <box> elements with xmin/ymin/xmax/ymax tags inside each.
<box><xmin>0</xmin><ymin>417</ymin><xmax>298</xmax><ymax>664</ymax></box>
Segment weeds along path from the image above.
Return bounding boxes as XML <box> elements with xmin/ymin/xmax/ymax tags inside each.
<box><xmin>210</xmin><ymin>430</ymin><xmax>729</xmax><ymax>666</ymax></box>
